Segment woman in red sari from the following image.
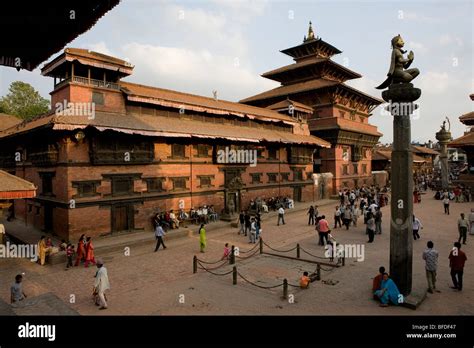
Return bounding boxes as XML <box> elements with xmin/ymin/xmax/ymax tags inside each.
<box><xmin>74</xmin><ymin>234</ymin><xmax>86</xmax><ymax>266</ymax></box>
<box><xmin>84</xmin><ymin>236</ymin><xmax>96</xmax><ymax>268</ymax></box>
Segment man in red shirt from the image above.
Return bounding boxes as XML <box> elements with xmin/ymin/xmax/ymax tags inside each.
<box><xmin>449</xmin><ymin>242</ymin><xmax>467</xmax><ymax>291</ymax></box>
<box><xmin>317</xmin><ymin>215</ymin><xmax>330</xmax><ymax>246</ymax></box>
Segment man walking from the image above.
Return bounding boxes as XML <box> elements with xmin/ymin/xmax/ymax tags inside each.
<box><xmin>10</xmin><ymin>274</ymin><xmax>27</xmax><ymax>304</ymax></box>
<box><xmin>238</xmin><ymin>211</ymin><xmax>245</xmax><ymax>235</ymax></box>
<box><xmin>334</xmin><ymin>206</ymin><xmax>342</xmax><ymax>229</ymax></box>
<box><xmin>93</xmin><ymin>259</ymin><xmax>110</xmax><ymax>310</ymax></box>
<box><xmin>422</xmin><ymin>241</ymin><xmax>439</xmax><ymax>293</ymax></box>
<box><xmin>342</xmin><ymin>204</ymin><xmax>352</xmax><ymax>230</ymax></box>
<box><xmin>449</xmin><ymin>242</ymin><xmax>467</xmax><ymax>291</ymax></box>
<box><xmin>375</xmin><ymin>207</ymin><xmax>383</xmax><ymax>235</ymax></box>
<box><xmin>307</xmin><ymin>206</ymin><xmax>315</xmax><ymax>225</ymax></box>
<box><xmin>413</xmin><ymin>215</ymin><xmax>423</xmax><ymax>240</ymax></box>
<box><xmin>443</xmin><ymin>193</ymin><xmax>450</xmax><ymax>215</ymax></box>
<box><xmin>317</xmin><ymin>215</ymin><xmax>330</xmax><ymax>246</ymax></box>
<box><xmin>277</xmin><ymin>206</ymin><xmax>285</xmax><ymax>226</ymax></box>
<box><xmin>458</xmin><ymin>213</ymin><xmax>469</xmax><ymax>245</ymax></box>
<box><xmin>154</xmin><ymin>223</ymin><xmax>167</xmax><ymax>252</ymax></box>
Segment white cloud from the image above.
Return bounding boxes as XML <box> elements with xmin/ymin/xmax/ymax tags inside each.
<box><xmin>121</xmin><ymin>42</ymin><xmax>277</xmax><ymax>101</ymax></box>
<box><xmin>418</xmin><ymin>71</ymin><xmax>451</xmax><ymax>94</ymax></box>
<box><xmin>408</xmin><ymin>41</ymin><xmax>428</xmax><ymax>54</ymax></box>
<box><xmin>399</xmin><ymin>11</ymin><xmax>438</xmax><ymax>23</ymax></box>
<box><xmin>439</xmin><ymin>34</ymin><xmax>464</xmax><ymax>46</ymax></box>
<box><xmin>210</xmin><ymin>0</ymin><xmax>269</xmax><ymax>17</ymax></box>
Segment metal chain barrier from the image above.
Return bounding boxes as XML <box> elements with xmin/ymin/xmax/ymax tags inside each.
<box><xmin>235</xmin><ymin>248</ymin><xmax>260</xmax><ymax>260</ymax></box>
<box><xmin>262</xmin><ymin>240</ymin><xmax>297</xmax><ymax>253</ymax></box>
<box><xmin>299</xmin><ymin>246</ymin><xmax>328</xmax><ymax>260</ymax></box>
<box><xmin>196</xmin><ymin>257</ymin><xmax>227</xmax><ymax>265</ymax></box>
<box><xmin>237</xmin><ymin>272</ymin><xmax>284</xmax><ymax>289</ymax></box>
<box><xmin>238</xmin><ymin>242</ymin><xmax>260</xmax><ymax>254</ymax></box>
<box><xmin>197</xmin><ymin>260</ymin><xmax>228</xmax><ymax>271</ymax></box>
<box><xmin>198</xmin><ymin>265</ymin><xmax>234</xmax><ymax>277</ymax></box>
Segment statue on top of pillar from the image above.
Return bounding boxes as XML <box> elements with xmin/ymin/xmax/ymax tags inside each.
<box><xmin>376</xmin><ymin>34</ymin><xmax>420</xmax><ymax>90</ymax></box>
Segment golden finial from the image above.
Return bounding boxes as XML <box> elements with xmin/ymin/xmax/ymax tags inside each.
<box><xmin>306</xmin><ymin>21</ymin><xmax>315</xmax><ymax>41</ymax></box>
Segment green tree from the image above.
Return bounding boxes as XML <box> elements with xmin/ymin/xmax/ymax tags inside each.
<box><xmin>0</xmin><ymin>81</ymin><xmax>50</xmax><ymax>120</ymax></box>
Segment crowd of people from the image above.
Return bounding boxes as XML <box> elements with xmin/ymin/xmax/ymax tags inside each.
<box><xmin>152</xmin><ymin>206</ymin><xmax>219</xmax><ymax>231</ymax></box>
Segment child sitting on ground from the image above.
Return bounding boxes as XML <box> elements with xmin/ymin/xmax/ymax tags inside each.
<box><xmin>221</xmin><ymin>243</ymin><xmax>230</xmax><ymax>261</ymax></box>
<box><xmin>300</xmin><ymin>271</ymin><xmax>311</xmax><ymax>289</ymax></box>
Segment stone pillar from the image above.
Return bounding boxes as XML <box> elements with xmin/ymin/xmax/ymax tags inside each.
<box><xmin>382</xmin><ymin>83</ymin><xmax>421</xmax><ymax>296</ymax></box>
<box><xmin>435</xmin><ymin>127</ymin><xmax>451</xmax><ymax>191</ymax></box>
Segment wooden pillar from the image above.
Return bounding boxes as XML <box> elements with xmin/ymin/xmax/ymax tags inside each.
<box><xmin>103</xmin><ymin>71</ymin><xmax>106</xmax><ymax>83</ymax></box>
<box><xmin>88</xmin><ymin>68</ymin><xmax>91</xmax><ymax>84</ymax></box>
<box><xmin>71</xmin><ymin>63</ymin><xmax>75</xmax><ymax>79</ymax></box>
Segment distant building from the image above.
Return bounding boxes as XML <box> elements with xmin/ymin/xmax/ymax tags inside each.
<box><xmin>450</xmin><ymin>101</ymin><xmax>474</xmax><ymax>187</ymax></box>
<box><xmin>240</xmin><ymin>22</ymin><xmax>383</xmax><ymax>193</ymax></box>
<box><xmin>372</xmin><ymin>145</ymin><xmax>439</xmax><ymax>180</ymax></box>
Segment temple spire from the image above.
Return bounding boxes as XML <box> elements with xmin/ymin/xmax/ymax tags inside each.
<box><xmin>304</xmin><ymin>21</ymin><xmax>315</xmax><ymax>42</ymax></box>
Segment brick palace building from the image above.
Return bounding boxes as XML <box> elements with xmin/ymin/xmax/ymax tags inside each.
<box><xmin>0</xmin><ymin>48</ymin><xmax>330</xmax><ymax>240</ymax></box>
<box><xmin>241</xmin><ymin>22</ymin><xmax>383</xmax><ymax>193</ymax></box>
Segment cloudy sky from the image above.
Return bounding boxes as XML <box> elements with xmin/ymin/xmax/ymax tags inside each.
<box><xmin>0</xmin><ymin>0</ymin><xmax>472</xmax><ymax>143</ymax></box>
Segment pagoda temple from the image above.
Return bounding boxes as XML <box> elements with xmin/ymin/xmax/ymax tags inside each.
<box><xmin>450</xmin><ymin>93</ymin><xmax>474</xmax><ymax>188</ymax></box>
<box><xmin>241</xmin><ymin>22</ymin><xmax>383</xmax><ymax>193</ymax></box>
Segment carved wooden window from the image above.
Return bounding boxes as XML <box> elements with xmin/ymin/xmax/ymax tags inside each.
<box><xmin>362</xmin><ymin>164</ymin><xmax>368</xmax><ymax>174</ymax></box>
<box><xmin>353</xmin><ymin>164</ymin><xmax>358</xmax><ymax>174</ymax></box>
<box><xmin>342</xmin><ymin>165</ymin><xmax>349</xmax><ymax>175</ymax></box>
<box><xmin>293</xmin><ymin>169</ymin><xmax>303</xmax><ymax>181</ymax></box>
<box><xmin>281</xmin><ymin>172</ymin><xmax>290</xmax><ymax>182</ymax></box>
<box><xmin>198</xmin><ymin>175</ymin><xmax>214</xmax><ymax>188</ymax></box>
<box><xmin>72</xmin><ymin>180</ymin><xmax>101</xmax><ymax>198</ymax></box>
<box><xmin>268</xmin><ymin>147</ymin><xmax>278</xmax><ymax>160</ymax></box>
<box><xmin>196</xmin><ymin>145</ymin><xmax>210</xmax><ymax>157</ymax></box>
<box><xmin>171</xmin><ymin>177</ymin><xmax>188</xmax><ymax>191</ymax></box>
<box><xmin>267</xmin><ymin>173</ymin><xmax>277</xmax><ymax>183</ymax></box>
<box><xmin>171</xmin><ymin>144</ymin><xmax>186</xmax><ymax>158</ymax></box>
<box><xmin>145</xmin><ymin>178</ymin><xmax>165</xmax><ymax>192</ymax></box>
<box><xmin>250</xmin><ymin>173</ymin><xmax>262</xmax><ymax>184</ymax></box>
<box><xmin>112</xmin><ymin>177</ymin><xmax>133</xmax><ymax>196</ymax></box>
<box><xmin>90</xmin><ymin>135</ymin><xmax>153</xmax><ymax>164</ymax></box>
<box><xmin>289</xmin><ymin>147</ymin><xmax>312</xmax><ymax>164</ymax></box>
<box><xmin>39</xmin><ymin>172</ymin><xmax>55</xmax><ymax>196</ymax></box>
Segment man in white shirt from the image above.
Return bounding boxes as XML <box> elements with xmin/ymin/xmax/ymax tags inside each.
<box><xmin>94</xmin><ymin>259</ymin><xmax>110</xmax><ymax>310</ymax></box>
<box><xmin>413</xmin><ymin>215</ymin><xmax>423</xmax><ymax>240</ymax></box>
<box><xmin>443</xmin><ymin>195</ymin><xmax>450</xmax><ymax>215</ymax></box>
<box><xmin>277</xmin><ymin>206</ymin><xmax>285</xmax><ymax>226</ymax></box>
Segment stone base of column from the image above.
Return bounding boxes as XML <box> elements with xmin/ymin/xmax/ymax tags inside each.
<box><xmin>401</xmin><ymin>287</ymin><xmax>428</xmax><ymax>310</ymax></box>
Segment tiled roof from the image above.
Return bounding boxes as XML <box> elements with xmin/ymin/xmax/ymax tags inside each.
<box><xmin>267</xmin><ymin>99</ymin><xmax>313</xmax><ymax>113</ymax></box>
<box><xmin>261</xmin><ymin>57</ymin><xmax>361</xmax><ymax>80</ymax></box>
<box><xmin>411</xmin><ymin>145</ymin><xmax>439</xmax><ymax>155</ymax></box>
<box><xmin>120</xmin><ymin>82</ymin><xmax>297</xmax><ymax>124</ymax></box>
<box><xmin>240</xmin><ymin>78</ymin><xmax>339</xmax><ymax>103</ymax></box>
<box><xmin>0</xmin><ymin>170</ymin><xmax>36</xmax><ymax>199</ymax></box>
<box><xmin>372</xmin><ymin>150</ymin><xmax>427</xmax><ymax>163</ymax></box>
<box><xmin>450</xmin><ymin>130</ymin><xmax>474</xmax><ymax>147</ymax></box>
<box><xmin>0</xmin><ymin>113</ymin><xmax>22</xmax><ymax>131</ymax></box>
<box><xmin>0</xmin><ymin>111</ymin><xmax>330</xmax><ymax>147</ymax></box>
<box><xmin>459</xmin><ymin>111</ymin><xmax>474</xmax><ymax>124</ymax></box>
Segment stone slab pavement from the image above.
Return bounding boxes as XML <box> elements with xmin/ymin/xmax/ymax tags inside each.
<box><xmin>0</xmin><ymin>194</ymin><xmax>472</xmax><ymax>315</ymax></box>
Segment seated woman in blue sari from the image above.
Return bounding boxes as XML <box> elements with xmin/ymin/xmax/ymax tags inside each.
<box><xmin>374</xmin><ymin>273</ymin><xmax>402</xmax><ymax>307</ymax></box>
